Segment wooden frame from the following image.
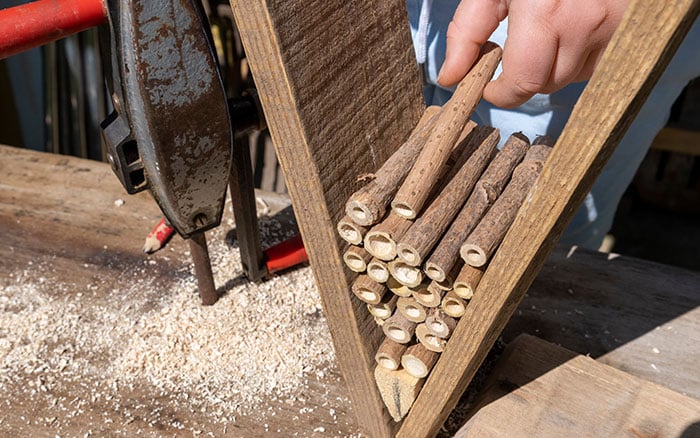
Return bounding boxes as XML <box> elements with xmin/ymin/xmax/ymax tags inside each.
<box><xmin>230</xmin><ymin>0</ymin><xmax>699</xmax><ymax>436</ymax></box>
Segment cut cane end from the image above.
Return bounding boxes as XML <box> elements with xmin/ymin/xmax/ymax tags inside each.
<box><xmin>402</xmin><ymin>357</ymin><xmax>428</xmax><ymax>378</ymax></box>
<box><xmin>424</xmin><ymin>264</ymin><xmax>446</xmax><ymax>282</ymax></box>
<box><xmin>337</xmin><ymin>223</ymin><xmax>362</xmax><ymax>245</ymax></box>
<box><xmin>454</xmin><ymin>283</ymin><xmax>474</xmax><ymax>300</ymax></box>
<box><xmin>376</xmin><ymin>355</ymin><xmax>399</xmax><ymax>370</ymax></box>
<box><xmin>429</xmin><ymin>320</ymin><xmax>445</xmax><ymax>334</ymax></box>
<box><xmin>366</xmin><ymin>234</ymin><xmax>396</xmax><ymax>261</ymax></box>
<box><xmin>397</xmin><ymin>244</ymin><xmax>421</xmax><ymax>267</ymax></box>
<box><xmin>344</xmin><ymin>253</ymin><xmax>367</xmax><ymax>272</ymax></box>
<box><xmin>386</xmin><ymin>326</ymin><xmax>410</xmax><ymax>344</ymax></box>
<box><xmin>346</xmin><ymin>202</ymin><xmax>375</xmax><ymax>226</ymax></box>
<box><xmin>443</xmin><ymin>299</ymin><xmax>466</xmax><ymax>318</ymax></box>
<box><xmin>461</xmin><ymin>245</ymin><xmax>487</xmax><ymax>267</ymax></box>
<box><xmin>359</xmin><ymin>289</ymin><xmax>380</xmax><ymax>304</ymax></box>
<box><xmin>391</xmin><ymin>201</ymin><xmax>417</xmax><ymax>220</ymax></box>
<box><xmin>368</xmin><ymin>263</ymin><xmax>389</xmax><ymax>283</ymax></box>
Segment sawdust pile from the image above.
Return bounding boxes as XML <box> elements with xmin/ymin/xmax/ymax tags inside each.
<box><xmin>0</xmin><ymin>208</ymin><xmax>337</xmax><ymax>419</ymax></box>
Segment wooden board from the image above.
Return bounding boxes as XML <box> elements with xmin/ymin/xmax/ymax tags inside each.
<box><xmin>399</xmin><ymin>1</ymin><xmax>700</xmax><ymax>435</ymax></box>
<box><xmin>506</xmin><ymin>247</ymin><xmax>700</xmax><ymax>399</ymax></box>
<box><xmin>456</xmin><ymin>335</ymin><xmax>700</xmax><ymax>437</ymax></box>
<box><xmin>229</xmin><ymin>1</ymin><xmax>424</xmax><ymax>436</ymax></box>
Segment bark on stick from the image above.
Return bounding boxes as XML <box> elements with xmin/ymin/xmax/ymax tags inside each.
<box><xmin>364</xmin><ymin>212</ymin><xmax>413</xmax><ymax>261</ymax></box>
<box><xmin>401</xmin><ymin>343</ymin><xmax>439</xmax><ymax>378</ymax></box>
<box><xmin>346</xmin><ymin>106</ymin><xmax>441</xmax><ymax>226</ymax></box>
<box><xmin>351</xmin><ymin>274</ymin><xmax>387</xmax><ymax>305</ymax></box>
<box><xmin>424</xmin><ymin>133</ymin><xmax>530</xmax><ymax>281</ymax></box>
<box><xmin>337</xmin><ymin>215</ymin><xmax>368</xmax><ymax>245</ymax></box>
<box><xmin>396</xmin><ymin>126</ymin><xmax>499</xmax><ymax>267</ymax></box>
<box><xmin>374</xmin><ymin>337</ymin><xmax>407</xmax><ymax>370</ymax></box>
<box><xmin>461</xmin><ymin>140</ymin><xmax>553</xmax><ymax>267</ymax></box>
<box><xmin>343</xmin><ymin>245</ymin><xmax>372</xmax><ymax>272</ymax></box>
<box><xmin>453</xmin><ymin>264</ymin><xmax>485</xmax><ymax>299</ymax></box>
<box><xmin>383</xmin><ymin>311</ymin><xmax>417</xmax><ymax>344</ymax></box>
<box><xmin>392</xmin><ymin>42</ymin><xmax>502</xmax><ymax>219</ymax></box>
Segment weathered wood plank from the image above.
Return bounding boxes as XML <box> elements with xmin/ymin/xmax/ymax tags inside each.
<box><xmin>229</xmin><ymin>2</ymin><xmax>424</xmax><ymax>435</ymax></box>
<box><xmin>400</xmin><ymin>1</ymin><xmax>700</xmax><ymax>435</ymax></box>
<box><xmin>456</xmin><ymin>335</ymin><xmax>700</xmax><ymax>438</ymax></box>
<box><xmin>506</xmin><ymin>247</ymin><xmax>700</xmax><ymax>399</ymax></box>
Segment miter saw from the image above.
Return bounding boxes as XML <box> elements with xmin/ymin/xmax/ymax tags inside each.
<box><xmin>0</xmin><ymin>0</ymin><xmax>305</xmax><ymax>304</ymax></box>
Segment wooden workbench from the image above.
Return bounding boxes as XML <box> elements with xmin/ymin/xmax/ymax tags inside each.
<box><xmin>1</xmin><ymin>144</ymin><xmax>698</xmax><ymax>436</ymax></box>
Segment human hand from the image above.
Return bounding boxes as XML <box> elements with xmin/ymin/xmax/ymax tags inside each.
<box><xmin>437</xmin><ymin>0</ymin><xmax>630</xmax><ymax>108</ymax></box>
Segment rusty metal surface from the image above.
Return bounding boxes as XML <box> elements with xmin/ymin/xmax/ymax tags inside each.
<box><xmin>101</xmin><ymin>0</ymin><xmax>232</xmax><ymax>237</ymax></box>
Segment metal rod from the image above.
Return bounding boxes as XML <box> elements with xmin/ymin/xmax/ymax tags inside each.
<box><xmin>229</xmin><ymin>135</ymin><xmax>267</xmax><ymax>281</ymax></box>
<box><xmin>188</xmin><ymin>231</ymin><xmax>218</xmax><ymax>305</ymax></box>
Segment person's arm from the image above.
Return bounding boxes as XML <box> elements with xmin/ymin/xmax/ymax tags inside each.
<box><xmin>437</xmin><ymin>0</ymin><xmax>630</xmax><ymax>108</ymax></box>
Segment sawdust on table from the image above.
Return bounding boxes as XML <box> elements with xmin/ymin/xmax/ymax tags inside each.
<box><xmin>0</xmin><ymin>202</ymin><xmax>354</xmax><ymax>435</ymax></box>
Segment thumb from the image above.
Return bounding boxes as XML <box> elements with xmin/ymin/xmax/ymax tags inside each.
<box><xmin>437</xmin><ymin>0</ymin><xmax>507</xmax><ymax>87</ymax></box>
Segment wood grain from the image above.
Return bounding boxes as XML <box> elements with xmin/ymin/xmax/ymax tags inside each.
<box><xmin>457</xmin><ymin>335</ymin><xmax>700</xmax><ymax>437</ymax></box>
<box><xmin>229</xmin><ymin>1</ymin><xmax>423</xmax><ymax>435</ymax></box>
<box><xmin>398</xmin><ymin>1</ymin><xmax>700</xmax><ymax>435</ymax></box>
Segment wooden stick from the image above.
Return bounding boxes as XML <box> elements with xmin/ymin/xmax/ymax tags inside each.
<box><xmin>461</xmin><ymin>139</ymin><xmax>553</xmax><ymax>267</ymax></box>
<box><xmin>383</xmin><ymin>311</ymin><xmax>417</xmax><ymax>344</ymax></box>
<box><xmin>368</xmin><ymin>293</ymin><xmax>399</xmax><ymax>320</ymax></box>
<box><xmin>453</xmin><ymin>264</ymin><xmax>484</xmax><ymax>299</ymax></box>
<box><xmin>374</xmin><ymin>366</ymin><xmax>424</xmax><ymax>423</ymax></box>
<box><xmin>387</xmin><ymin>275</ymin><xmax>414</xmax><ymax>298</ymax></box>
<box><xmin>425</xmin><ymin>308</ymin><xmax>457</xmax><ymax>339</ymax></box>
<box><xmin>351</xmin><ymin>274</ymin><xmax>388</xmax><ymax>305</ymax></box>
<box><xmin>343</xmin><ymin>245</ymin><xmax>372</xmax><ymax>272</ymax></box>
<box><xmin>441</xmin><ymin>290</ymin><xmax>467</xmax><ymax>318</ymax></box>
<box><xmin>346</xmin><ymin>106</ymin><xmax>441</xmax><ymax>226</ymax></box>
<box><xmin>364</xmin><ymin>212</ymin><xmax>413</xmax><ymax>261</ymax></box>
<box><xmin>367</xmin><ymin>258</ymin><xmax>390</xmax><ymax>283</ymax></box>
<box><xmin>392</xmin><ymin>42</ymin><xmax>502</xmax><ymax>219</ymax></box>
<box><xmin>396</xmin><ymin>126</ymin><xmax>499</xmax><ymax>266</ymax></box>
<box><xmin>337</xmin><ymin>215</ymin><xmax>368</xmax><ymax>245</ymax></box>
<box><xmin>412</xmin><ymin>281</ymin><xmax>445</xmax><ymax>308</ymax></box>
<box><xmin>397</xmin><ymin>296</ymin><xmax>427</xmax><ymax>323</ymax></box>
<box><xmin>374</xmin><ymin>337</ymin><xmax>407</xmax><ymax>370</ymax></box>
<box><xmin>415</xmin><ymin>323</ymin><xmax>446</xmax><ymax>353</ymax></box>
<box><xmin>388</xmin><ymin>259</ymin><xmax>423</xmax><ymax>288</ymax></box>
<box><xmin>424</xmin><ymin>133</ymin><xmax>530</xmax><ymax>281</ymax></box>
<box><xmin>401</xmin><ymin>344</ymin><xmax>439</xmax><ymax>378</ymax></box>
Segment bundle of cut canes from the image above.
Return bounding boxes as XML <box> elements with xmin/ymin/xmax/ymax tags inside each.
<box><xmin>336</xmin><ymin>42</ymin><xmax>553</xmax><ymax>422</ymax></box>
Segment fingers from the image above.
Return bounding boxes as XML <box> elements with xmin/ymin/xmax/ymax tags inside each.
<box><xmin>483</xmin><ymin>18</ymin><xmax>558</xmax><ymax>108</ymax></box>
<box><xmin>437</xmin><ymin>0</ymin><xmax>508</xmax><ymax>87</ymax></box>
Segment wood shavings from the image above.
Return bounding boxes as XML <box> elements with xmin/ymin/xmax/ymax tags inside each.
<box><xmin>0</xmin><ymin>207</ymin><xmax>351</xmax><ymax>435</ymax></box>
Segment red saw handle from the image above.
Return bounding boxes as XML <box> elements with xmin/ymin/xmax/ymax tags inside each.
<box><xmin>264</xmin><ymin>235</ymin><xmax>308</xmax><ymax>275</ymax></box>
<box><xmin>0</xmin><ymin>0</ymin><xmax>106</xmax><ymax>60</ymax></box>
